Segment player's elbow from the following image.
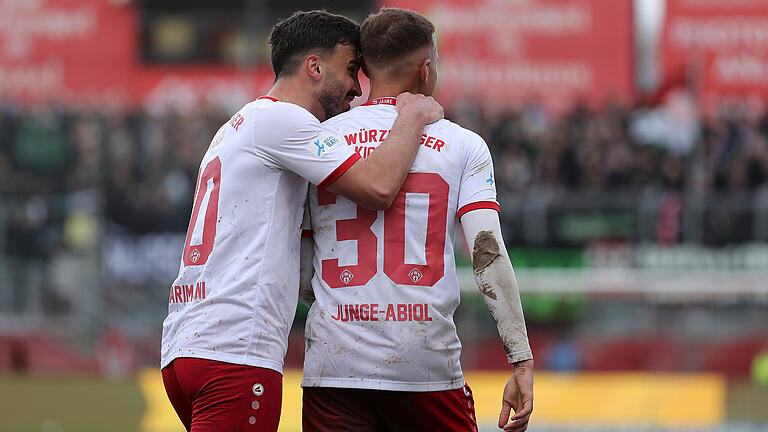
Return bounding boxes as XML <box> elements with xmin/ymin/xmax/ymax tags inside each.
<box><xmin>356</xmin><ymin>185</ymin><xmax>395</xmax><ymax>211</ymax></box>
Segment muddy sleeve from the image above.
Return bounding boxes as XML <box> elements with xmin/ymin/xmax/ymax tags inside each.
<box><xmin>460</xmin><ymin>208</ymin><xmax>532</xmax><ymax>363</ymax></box>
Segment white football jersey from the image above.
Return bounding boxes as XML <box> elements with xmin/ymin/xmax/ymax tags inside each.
<box><xmin>161</xmin><ymin>97</ymin><xmax>359</xmax><ymax>372</ymax></box>
<box><xmin>302</xmin><ymin>98</ymin><xmax>499</xmax><ymax>391</ymax></box>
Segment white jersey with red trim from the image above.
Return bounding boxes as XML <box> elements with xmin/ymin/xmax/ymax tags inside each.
<box><xmin>161</xmin><ymin>97</ymin><xmax>359</xmax><ymax>372</ymax></box>
<box><xmin>302</xmin><ymin>98</ymin><xmax>499</xmax><ymax>391</ymax></box>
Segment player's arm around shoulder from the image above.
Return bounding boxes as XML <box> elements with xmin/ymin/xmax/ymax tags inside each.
<box><xmin>322</xmin><ymin>93</ymin><xmax>443</xmax><ymax>211</ymax></box>
<box><xmin>460</xmin><ymin>209</ymin><xmax>533</xmax><ymax>432</ymax></box>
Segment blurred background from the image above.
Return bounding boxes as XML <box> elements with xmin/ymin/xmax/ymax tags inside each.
<box><xmin>1</xmin><ymin>0</ymin><xmax>768</xmax><ymax>431</ymax></box>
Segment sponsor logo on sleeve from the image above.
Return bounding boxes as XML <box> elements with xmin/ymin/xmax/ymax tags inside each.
<box><xmin>485</xmin><ymin>170</ymin><xmax>495</xmax><ymax>186</ymax></box>
<box><xmin>307</xmin><ymin>133</ymin><xmax>340</xmax><ymax>158</ymax></box>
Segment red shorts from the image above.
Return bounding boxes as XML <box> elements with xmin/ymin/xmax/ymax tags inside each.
<box><xmin>302</xmin><ymin>384</ymin><xmax>477</xmax><ymax>432</ymax></box>
<box><xmin>162</xmin><ymin>358</ymin><xmax>283</xmax><ymax>432</ymax></box>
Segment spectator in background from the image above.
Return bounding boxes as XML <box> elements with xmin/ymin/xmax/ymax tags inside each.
<box><xmin>4</xmin><ymin>89</ymin><xmax>768</xmax><ymax>251</ymax></box>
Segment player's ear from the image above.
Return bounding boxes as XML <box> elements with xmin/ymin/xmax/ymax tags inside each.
<box><xmin>361</xmin><ymin>60</ymin><xmax>370</xmax><ymax>79</ymax></box>
<box><xmin>420</xmin><ymin>58</ymin><xmax>431</xmax><ymax>86</ymax></box>
<box><xmin>305</xmin><ymin>55</ymin><xmax>323</xmax><ymax>81</ymax></box>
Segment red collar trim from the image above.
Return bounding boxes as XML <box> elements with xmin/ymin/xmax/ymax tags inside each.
<box><xmin>257</xmin><ymin>96</ymin><xmax>278</xmax><ymax>102</ymax></box>
<box><xmin>362</xmin><ymin>97</ymin><xmax>396</xmax><ymax>106</ymax></box>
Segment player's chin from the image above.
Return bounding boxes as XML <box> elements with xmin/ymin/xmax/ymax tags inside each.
<box><xmin>334</xmin><ymin>100</ymin><xmax>351</xmax><ymax>116</ymax></box>
<box><xmin>323</xmin><ymin>103</ymin><xmax>348</xmax><ymax>120</ymax></box>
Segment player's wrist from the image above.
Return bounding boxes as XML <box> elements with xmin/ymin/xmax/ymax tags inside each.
<box><xmin>512</xmin><ymin>358</ymin><xmax>534</xmax><ymax>371</ymax></box>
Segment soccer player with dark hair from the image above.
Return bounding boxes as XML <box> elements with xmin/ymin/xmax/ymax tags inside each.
<box><xmin>160</xmin><ymin>10</ymin><xmax>443</xmax><ymax>432</ymax></box>
<box><xmin>300</xmin><ymin>8</ymin><xmax>534</xmax><ymax>432</ymax></box>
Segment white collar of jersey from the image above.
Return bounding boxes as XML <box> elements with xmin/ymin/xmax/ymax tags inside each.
<box><xmin>361</xmin><ymin>97</ymin><xmax>396</xmax><ymax>106</ymax></box>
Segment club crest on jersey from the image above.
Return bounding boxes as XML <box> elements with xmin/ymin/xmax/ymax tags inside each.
<box><xmin>189</xmin><ymin>249</ymin><xmax>201</xmax><ymax>263</ymax></box>
<box><xmin>408</xmin><ymin>268</ymin><xmax>423</xmax><ymax>283</ymax></box>
<box><xmin>340</xmin><ymin>269</ymin><xmax>354</xmax><ymax>284</ymax></box>
<box><xmin>307</xmin><ymin>133</ymin><xmax>340</xmax><ymax>158</ymax></box>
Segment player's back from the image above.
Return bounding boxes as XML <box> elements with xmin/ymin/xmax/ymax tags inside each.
<box><xmin>161</xmin><ymin>97</ymin><xmax>356</xmax><ymax>373</ymax></box>
<box><xmin>303</xmin><ymin>98</ymin><xmax>498</xmax><ymax>391</ymax></box>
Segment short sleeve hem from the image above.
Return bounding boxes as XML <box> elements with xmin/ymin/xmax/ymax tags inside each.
<box><xmin>458</xmin><ymin>201</ymin><xmax>500</xmax><ymax>219</ymax></box>
<box><xmin>317</xmin><ymin>153</ymin><xmax>361</xmax><ymax>189</ymax></box>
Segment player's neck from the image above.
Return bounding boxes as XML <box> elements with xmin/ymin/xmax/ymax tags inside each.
<box><xmin>266</xmin><ymin>79</ymin><xmax>326</xmax><ymax>121</ymax></box>
<box><xmin>368</xmin><ymin>81</ymin><xmax>420</xmax><ymax>101</ymax></box>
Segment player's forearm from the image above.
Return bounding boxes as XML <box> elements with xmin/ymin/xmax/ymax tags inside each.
<box><xmin>462</xmin><ymin>210</ymin><xmax>533</xmax><ymax>363</ymax></box>
<box><xmin>472</xmin><ymin>231</ymin><xmax>532</xmax><ymax>363</ymax></box>
<box><xmin>357</xmin><ymin>104</ymin><xmax>429</xmax><ymax>206</ymax></box>
<box><xmin>475</xmin><ymin>253</ymin><xmax>533</xmax><ymax>363</ymax></box>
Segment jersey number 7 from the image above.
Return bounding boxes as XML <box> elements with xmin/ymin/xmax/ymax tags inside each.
<box><xmin>319</xmin><ymin>172</ymin><xmax>449</xmax><ymax>288</ymax></box>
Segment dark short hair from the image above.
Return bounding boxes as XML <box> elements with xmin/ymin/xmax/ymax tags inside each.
<box><xmin>361</xmin><ymin>8</ymin><xmax>435</xmax><ymax>69</ymax></box>
<box><xmin>268</xmin><ymin>10</ymin><xmax>360</xmax><ymax>79</ymax></box>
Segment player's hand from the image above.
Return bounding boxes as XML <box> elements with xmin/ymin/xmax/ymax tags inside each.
<box><xmin>499</xmin><ymin>359</ymin><xmax>534</xmax><ymax>432</ymax></box>
<box><xmin>396</xmin><ymin>92</ymin><xmax>443</xmax><ymax>124</ymax></box>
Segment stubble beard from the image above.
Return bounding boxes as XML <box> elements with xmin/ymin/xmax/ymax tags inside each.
<box><xmin>318</xmin><ymin>79</ymin><xmax>348</xmax><ymax>121</ymax></box>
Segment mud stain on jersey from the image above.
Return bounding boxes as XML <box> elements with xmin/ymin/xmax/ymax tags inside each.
<box><xmin>467</xmin><ymin>159</ymin><xmax>491</xmax><ymax>177</ymax></box>
<box><xmin>304</xmin><ymin>320</ymin><xmax>320</xmax><ymax>352</ymax></box>
<box><xmin>384</xmin><ymin>354</ymin><xmax>405</xmax><ymax>365</ymax></box>
<box><xmin>478</xmin><ymin>281</ymin><xmax>497</xmax><ymax>300</ymax></box>
<box><xmin>472</xmin><ymin>230</ymin><xmax>500</xmax><ymax>272</ymax></box>
<box><xmin>308</xmin><ymin>218</ymin><xmax>332</xmax><ymax>236</ymax></box>
<box><xmin>472</xmin><ymin>231</ymin><xmax>500</xmax><ymax>300</ymax></box>
<box><xmin>422</xmin><ymin>153</ymin><xmax>451</xmax><ymax>175</ymax></box>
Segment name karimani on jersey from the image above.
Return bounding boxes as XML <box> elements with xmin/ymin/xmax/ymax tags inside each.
<box><xmin>344</xmin><ymin>129</ymin><xmax>446</xmax><ymax>158</ymax></box>
<box><xmin>169</xmin><ymin>281</ymin><xmax>207</xmax><ymax>304</ymax></box>
<box><xmin>331</xmin><ymin>303</ymin><xmax>433</xmax><ymax>322</ymax></box>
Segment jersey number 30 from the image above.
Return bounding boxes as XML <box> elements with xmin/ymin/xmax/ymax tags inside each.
<box><xmin>319</xmin><ymin>172</ymin><xmax>449</xmax><ymax>288</ymax></box>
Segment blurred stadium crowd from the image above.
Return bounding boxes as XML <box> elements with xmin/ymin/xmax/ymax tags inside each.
<box><xmin>469</xmin><ymin>100</ymin><xmax>768</xmax><ymax>195</ymax></box>
<box><xmin>3</xmin><ymin>96</ymin><xmax>767</xmax><ymax>253</ymax></box>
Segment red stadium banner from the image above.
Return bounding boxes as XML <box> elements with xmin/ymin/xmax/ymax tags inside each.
<box><xmin>0</xmin><ymin>0</ymin><xmax>272</xmax><ymax>108</ymax></box>
<box><xmin>662</xmin><ymin>0</ymin><xmax>768</xmax><ymax>107</ymax></box>
<box><xmin>0</xmin><ymin>0</ymin><xmax>137</xmax><ymax>103</ymax></box>
<box><xmin>0</xmin><ymin>0</ymin><xmax>635</xmax><ymax>111</ymax></box>
<box><xmin>381</xmin><ymin>0</ymin><xmax>635</xmax><ymax>110</ymax></box>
